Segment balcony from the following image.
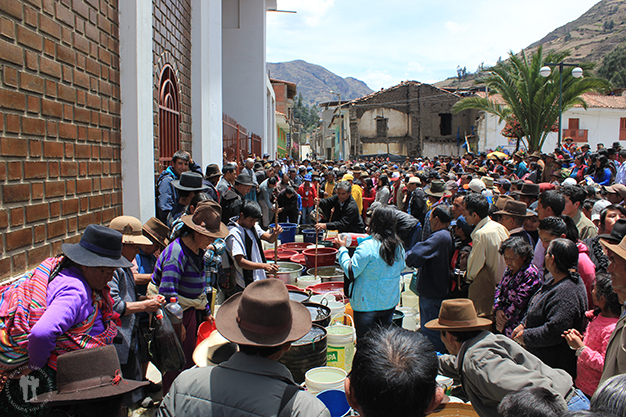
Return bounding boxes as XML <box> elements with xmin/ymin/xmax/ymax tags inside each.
<box><xmin>563</xmin><ymin>128</ymin><xmax>588</xmax><ymax>142</ymax></box>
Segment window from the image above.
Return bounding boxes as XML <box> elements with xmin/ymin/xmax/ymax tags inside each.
<box><xmin>620</xmin><ymin>118</ymin><xmax>626</xmax><ymax>141</ymax></box>
<box><xmin>568</xmin><ymin>118</ymin><xmax>579</xmax><ymax>130</ymax></box>
<box><xmin>158</xmin><ymin>64</ymin><xmax>180</xmax><ymax>171</ymax></box>
<box><xmin>376</xmin><ymin>116</ymin><xmax>388</xmax><ymax>138</ymax></box>
<box><xmin>439</xmin><ymin>113</ymin><xmax>452</xmax><ymax>136</ymax></box>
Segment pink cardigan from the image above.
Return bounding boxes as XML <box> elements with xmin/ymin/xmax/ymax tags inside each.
<box><xmin>577</xmin><ymin>242</ymin><xmax>595</xmax><ymax>308</ymax></box>
<box><xmin>576</xmin><ymin>311</ymin><xmax>618</xmax><ymax>396</ymax></box>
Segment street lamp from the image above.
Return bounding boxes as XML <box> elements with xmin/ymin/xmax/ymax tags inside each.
<box><xmin>540</xmin><ymin>62</ymin><xmax>584</xmax><ymax>147</ymax></box>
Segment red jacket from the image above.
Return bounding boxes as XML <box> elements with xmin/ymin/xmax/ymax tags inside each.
<box><xmin>298</xmin><ymin>184</ymin><xmax>317</xmax><ymax>208</ymax></box>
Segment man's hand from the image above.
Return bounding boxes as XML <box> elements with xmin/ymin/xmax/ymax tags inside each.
<box><xmin>334</xmin><ymin>234</ymin><xmax>348</xmax><ymax>248</ymax></box>
<box><xmin>272</xmin><ymin>225</ymin><xmax>283</xmax><ymax>235</ymax></box>
<box><xmin>264</xmin><ymin>263</ymin><xmax>279</xmax><ymax>274</ymax></box>
<box><xmin>315</xmin><ymin>223</ymin><xmax>327</xmax><ymax>231</ymax></box>
<box><xmin>143</xmin><ymin>295</ymin><xmax>166</xmax><ymax>313</ymax></box>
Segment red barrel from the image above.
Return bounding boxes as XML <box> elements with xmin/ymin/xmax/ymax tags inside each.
<box><xmin>302</xmin><ymin>247</ymin><xmax>338</xmax><ymax>269</ymax></box>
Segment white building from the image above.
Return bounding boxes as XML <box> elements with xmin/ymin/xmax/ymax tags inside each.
<box><xmin>475</xmin><ymin>92</ymin><xmax>626</xmax><ymax>153</ymax></box>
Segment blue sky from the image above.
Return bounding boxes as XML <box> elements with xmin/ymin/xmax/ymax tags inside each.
<box><xmin>267</xmin><ymin>0</ymin><xmax>601</xmax><ymax>90</ymax></box>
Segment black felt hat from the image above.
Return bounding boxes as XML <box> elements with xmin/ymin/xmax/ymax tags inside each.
<box><xmin>62</xmin><ymin>224</ymin><xmax>132</xmax><ymax>268</ymax></box>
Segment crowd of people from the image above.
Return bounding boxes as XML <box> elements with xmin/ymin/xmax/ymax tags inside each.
<box><xmin>1</xmin><ymin>140</ymin><xmax>626</xmax><ymax>416</ymax></box>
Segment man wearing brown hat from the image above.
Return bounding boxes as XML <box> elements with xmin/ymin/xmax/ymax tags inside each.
<box><xmin>157</xmin><ymin>279</ymin><xmax>330</xmax><ymax>416</ymax></box>
<box><xmin>421</xmin><ymin>179</ymin><xmax>448</xmax><ymax>241</ymax></box>
<box><xmin>426</xmin><ymin>299</ymin><xmax>585</xmax><ymax>417</ymax></box>
<box><xmin>496</xmin><ymin>201</ymin><xmax>534</xmax><ymax>246</ymax></box>
<box><xmin>203</xmin><ymin>163</ymin><xmax>222</xmax><ymax>203</ymax></box>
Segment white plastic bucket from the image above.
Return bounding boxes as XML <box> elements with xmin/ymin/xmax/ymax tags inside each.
<box><xmin>326</xmin><ymin>315</ymin><xmax>356</xmax><ymax>372</ymax></box>
<box><xmin>327</xmin><ymin>301</ymin><xmax>345</xmax><ymax>324</ymax></box>
<box><xmin>296</xmin><ymin>275</ymin><xmax>322</xmax><ymax>289</ymax></box>
<box><xmin>396</xmin><ymin>306</ymin><xmax>418</xmax><ymax>331</ymax></box>
<box><xmin>305</xmin><ymin>366</ymin><xmax>347</xmax><ymax>395</ymax></box>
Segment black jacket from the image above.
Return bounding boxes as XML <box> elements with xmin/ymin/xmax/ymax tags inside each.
<box><xmin>319</xmin><ymin>195</ymin><xmax>365</xmax><ymax>233</ymax></box>
<box><xmin>221</xmin><ymin>188</ymin><xmax>244</xmax><ymax>224</ymax></box>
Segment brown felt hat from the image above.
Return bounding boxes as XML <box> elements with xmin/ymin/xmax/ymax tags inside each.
<box><xmin>215</xmin><ymin>279</ymin><xmax>311</xmax><ymax>347</ymax></box>
<box><xmin>181</xmin><ymin>200</ymin><xmax>229</xmax><ymax>239</ymax></box>
<box><xmin>31</xmin><ymin>345</ymin><xmax>148</xmax><ymax>405</ymax></box>
<box><xmin>495</xmin><ymin>200</ymin><xmax>532</xmax><ymax>217</ymax></box>
<box><xmin>495</xmin><ymin>194</ymin><xmax>514</xmax><ymax>210</ymax></box>
<box><xmin>424</xmin><ymin>299</ymin><xmax>492</xmax><ymax>332</ymax></box>
<box><xmin>513</xmin><ymin>183</ymin><xmax>540</xmax><ymax>197</ymax></box>
<box><xmin>143</xmin><ymin>217</ymin><xmax>169</xmax><ymax>248</ymax></box>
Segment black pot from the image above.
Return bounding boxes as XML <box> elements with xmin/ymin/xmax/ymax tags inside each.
<box><xmin>302</xmin><ymin>302</ymin><xmax>331</xmax><ymax>327</ymax></box>
<box><xmin>279</xmin><ymin>324</ymin><xmax>327</xmax><ymax>384</ymax></box>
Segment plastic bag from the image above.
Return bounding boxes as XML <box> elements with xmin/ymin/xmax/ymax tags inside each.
<box><xmin>149</xmin><ymin>309</ymin><xmax>185</xmax><ymax>373</ymax></box>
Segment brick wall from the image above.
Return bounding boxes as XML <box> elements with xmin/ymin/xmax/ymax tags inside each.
<box><xmin>0</xmin><ymin>0</ymin><xmax>122</xmax><ymax>282</ymax></box>
<box><xmin>152</xmin><ymin>0</ymin><xmax>192</xmax><ymax>173</ymax></box>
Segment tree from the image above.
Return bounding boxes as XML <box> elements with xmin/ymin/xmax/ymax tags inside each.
<box><xmin>452</xmin><ymin>46</ymin><xmax>610</xmax><ymax>152</ymax></box>
<box><xmin>597</xmin><ymin>46</ymin><xmax>626</xmax><ymax>88</ymax></box>
<box><xmin>293</xmin><ymin>93</ymin><xmax>320</xmax><ymax>133</ymax></box>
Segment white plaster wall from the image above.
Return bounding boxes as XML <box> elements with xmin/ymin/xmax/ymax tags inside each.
<box><xmin>266</xmin><ymin>74</ymin><xmax>276</xmax><ymax>156</ymax></box>
<box><xmin>422</xmin><ymin>142</ymin><xmax>461</xmax><ymax>158</ymax></box>
<box><xmin>191</xmin><ymin>0</ymin><xmax>223</xmax><ymax>169</ymax></box>
<box><xmin>357</xmin><ymin>108</ymin><xmax>409</xmax><ymax>137</ymax></box>
<box><xmin>222</xmin><ymin>0</ymin><xmax>267</xmax><ymax>140</ymax></box>
<box><xmin>480</xmin><ymin>107</ymin><xmax>626</xmax><ymax>152</ymax></box>
<box><xmin>119</xmin><ymin>0</ymin><xmax>154</xmax><ymax>222</ymax></box>
<box><xmin>362</xmin><ymin>142</ymin><xmax>407</xmax><ymax>155</ymax></box>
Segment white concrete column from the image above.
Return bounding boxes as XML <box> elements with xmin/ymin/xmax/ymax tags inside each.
<box><xmin>119</xmin><ymin>0</ymin><xmax>154</xmax><ymax>222</ymax></box>
<box><xmin>192</xmin><ymin>0</ymin><xmax>223</xmax><ymax>169</ymax></box>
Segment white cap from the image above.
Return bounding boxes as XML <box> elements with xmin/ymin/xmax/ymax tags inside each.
<box><xmin>562</xmin><ymin>178</ymin><xmax>577</xmax><ymax>186</ymax></box>
<box><xmin>591</xmin><ymin>199</ymin><xmax>612</xmax><ymax>221</ymax></box>
<box><xmin>469</xmin><ymin>178</ymin><xmax>486</xmax><ymax>193</ymax></box>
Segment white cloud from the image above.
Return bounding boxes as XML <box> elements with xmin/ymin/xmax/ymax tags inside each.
<box><xmin>444</xmin><ymin>21</ymin><xmax>468</xmax><ymax>35</ymax></box>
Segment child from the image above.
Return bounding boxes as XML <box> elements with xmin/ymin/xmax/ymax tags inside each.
<box><xmin>563</xmin><ymin>274</ymin><xmax>621</xmax><ymax>397</ymax></box>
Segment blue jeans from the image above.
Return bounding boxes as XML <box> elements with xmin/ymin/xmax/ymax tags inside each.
<box><xmin>419</xmin><ymin>296</ymin><xmax>447</xmax><ymax>353</ymax></box>
<box><xmin>301</xmin><ymin>206</ymin><xmax>314</xmax><ymax>225</ymax></box>
<box><xmin>353</xmin><ymin>308</ymin><xmax>395</xmax><ymax>340</ymax></box>
<box><xmin>567</xmin><ymin>388</ymin><xmax>590</xmax><ymax>411</ymax></box>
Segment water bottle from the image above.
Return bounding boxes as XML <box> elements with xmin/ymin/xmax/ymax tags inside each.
<box><xmin>165</xmin><ymin>297</ymin><xmax>183</xmax><ymax>324</ymax></box>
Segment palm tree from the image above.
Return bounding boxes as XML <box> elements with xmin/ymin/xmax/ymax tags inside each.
<box><xmin>452</xmin><ymin>46</ymin><xmax>611</xmax><ymax>152</ymax></box>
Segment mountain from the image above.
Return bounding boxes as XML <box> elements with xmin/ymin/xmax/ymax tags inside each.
<box><xmin>267</xmin><ymin>60</ymin><xmax>374</xmax><ymax>106</ymax></box>
<box><xmin>436</xmin><ymin>0</ymin><xmax>626</xmax><ymax>89</ymax></box>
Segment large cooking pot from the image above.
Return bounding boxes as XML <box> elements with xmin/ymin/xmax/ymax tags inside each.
<box><xmin>267</xmin><ymin>261</ymin><xmax>304</xmax><ymax>285</ymax></box>
<box><xmin>307</xmin><ymin>266</ymin><xmax>345</xmax><ymax>283</ymax></box>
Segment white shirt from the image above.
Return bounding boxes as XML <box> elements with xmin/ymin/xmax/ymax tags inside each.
<box><xmin>226</xmin><ymin>222</ymin><xmax>267</xmax><ymax>288</ymax></box>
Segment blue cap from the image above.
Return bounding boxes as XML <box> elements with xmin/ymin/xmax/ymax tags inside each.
<box><xmin>451</xmin><ymin>215</ymin><xmax>474</xmax><ymax>232</ymax></box>
<box><xmin>304</xmin><ymin>174</ymin><xmax>312</xmax><ymax>181</ymax></box>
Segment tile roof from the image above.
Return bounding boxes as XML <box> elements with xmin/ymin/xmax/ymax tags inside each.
<box><xmin>475</xmin><ymin>91</ymin><xmax>626</xmax><ymax>109</ymax></box>
<box><xmin>350</xmin><ymin>80</ymin><xmax>460</xmax><ymax>104</ymax></box>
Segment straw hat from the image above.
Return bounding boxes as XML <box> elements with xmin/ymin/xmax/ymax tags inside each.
<box><xmin>193</xmin><ymin>330</ymin><xmax>239</xmax><ymax>367</ymax></box>
<box><xmin>424</xmin><ymin>299</ymin><xmax>492</xmax><ymax>332</ymax></box>
<box><xmin>109</xmin><ymin>215</ymin><xmax>152</xmax><ymax>246</ymax></box>
<box><xmin>215</xmin><ymin>279</ymin><xmax>311</xmax><ymax>347</ymax></box>
<box><xmin>480</xmin><ymin>176</ymin><xmax>494</xmax><ymax>189</ymax></box>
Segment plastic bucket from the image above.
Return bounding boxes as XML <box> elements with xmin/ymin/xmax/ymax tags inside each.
<box><xmin>303</xmin><ymin>247</ymin><xmax>338</xmax><ymax>269</ymax></box>
<box><xmin>316</xmin><ymin>390</ymin><xmax>351</xmax><ymax>417</ymax></box>
<box><xmin>327</xmin><ymin>301</ymin><xmax>346</xmax><ymax>324</ymax></box>
<box><xmin>280</xmin><ymin>325</ymin><xmax>328</xmax><ymax>384</ymax></box>
<box><xmin>397</xmin><ymin>306</ymin><xmax>418</xmax><ymax>331</ymax></box>
<box><xmin>270</xmin><ymin>223</ymin><xmax>298</xmax><ymax>243</ymax></box>
<box><xmin>196</xmin><ymin>321</ymin><xmax>217</xmax><ymax>346</ymax></box>
<box><xmin>305</xmin><ymin>366</ymin><xmax>347</xmax><ymax>395</ymax></box>
<box><xmin>308</xmin><ymin>266</ymin><xmax>345</xmax><ymax>283</ymax></box>
<box><xmin>326</xmin><ymin>316</ymin><xmax>355</xmax><ymax>372</ymax></box>
<box><xmin>302</xmin><ymin>229</ymin><xmax>325</xmax><ymax>243</ymax></box>
<box><xmin>290</xmin><ymin>253</ymin><xmax>307</xmax><ymax>266</ymax></box>
<box><xmin>401</xmin><ymin>291</ymin><xmax>419</xmax><ymax>308</ymax></box>
<box><xmin>296</xmin><ymin>275</ymin><xmax>322</xmax><ymax>289</ymax></box>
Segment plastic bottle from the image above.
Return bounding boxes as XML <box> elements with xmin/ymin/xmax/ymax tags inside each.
<box><xmin>165</xmin><ymin>297</ymin><xmax>183</xmax><ymax>324</ymax></box>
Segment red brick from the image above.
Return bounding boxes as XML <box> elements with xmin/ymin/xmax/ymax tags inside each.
<box><xmin>25</xmin><ymin>203</ymin><xmax>48</xmax><ymax>222</ymax></box>
<box><xmin>31</xmin><ymin>182</ymin><xmax>43</xmax><ymax>200</ymax></box>
<box><xmin>23</xmin><ymin>161</ymin><xmax>46</xmax><ymax>179</ymax></box>
<box><xmin>64</xmin><ymin>142</ymin><xmax>74</xmax><ymax>157</ymax></box>
<box><xmin>61</xmin><ymin>64</ymin><xmax>72</xmax><ymax>83</ymax></box>
<box><xmin>55</xmin><ymin>3</ymin><xmax>74</xmax><ymax>27</ymax></box>
<box><xmin>63</xmin><ymin>104</ymin><xmax>72</xmax><ymax>120</ymax></box>
<box><xmin>49</xmin><ymin>200</ymin><xmax>60</xmax><ymax>217</ymax></box>
<box><xmin>79</xmin><ymin>196</ymin><xmax>88</xmax><ymax>211</ymax></box>
<box><xmin>62</xmin><ymin>198</ymin><xmax>78</xmax><ymax>215</ymax></box>
<box><xmin>3</xmin><ymin>65</ymin><xmax>17</xmax><ymax>86</ymax></box>
<box><xmin>0</xmin><ymin>39</ymin><xmax>23</xmax><ymax>65</ymax></box>
<box><xmin>45</xmin><ymin>79</ymin><xmax>56</xmax><ymax>97</ymax></box>
<box><xmin>74</xmin><ymin>107</ymin><xmax>90</xmax><ymax>123</ymax></box>
<box><xmin>1</xmin><ymin>137</ymin><xmax>28</xmax><ymax>156</ymax></box>
<box><xmin>19</xmin><ymin>71</ymin><xmax>44</xmax><ymax>93</ymax></box>
<box><xmin>58</xmin><ymin>84</ymin><xmax>76</xmax><ymax>103</ymax></box>
<box><xmin>22</xmin><ymin>117</ymin><xmax>46</xmax><ymax>136</ymax></box>
<box><xmin>28</xmin><ymin>140</ymin><xmax>41</xmax><ymax>157</ymax></box>
<box><xmin>56</xmin><ymin>43</ymin><xmax>75</xmax><ymax>65</ymax></box>
<box><xmin>0</xmin><ymin>0</ymin><xmax>23</xmax><ymax>20</ymax></box>
<box><xmin>27</xmin><ymin>95</ymin><xmax>40</xmax><ymax>113</ymax></box>
<box><xmin>89</xmin><ymin>194</ymin><xmax>103</xmax><ymax>210</ymax></box>
<box><xmin>92</xmin><ymin>176</ymin><xmax>100</xmax><ymax>191</ymax></box>
<box><xmin>0</xmin><ymin>162</ymin><xmax>5</xmax><ymax>181</ymax></box>
<box><xmin>85</xmin><ymin>57</ymin><xmax>99</xmax><ymax>76</ymax></box>
<box><xmin>87</xmin><ymin>127</ymin><xmax>102</xmax><ymax>142</ymax></box>
<box><xmin>48</xmin><ymin>161</ymin><xmax>59</xmax><ymax>177</ymax></box>
<box><xmin>46</xmin><ymin>120</ymin><xmax>57</xmax><ymax>137</ymax></box>
<box><xmin>40</xmin><ymin>56</ymin><xmax>62</xmax><ymax>78</ymax></box>
<box><xmin>60</xmin><ymin>161</ymin><xmax>77</xmax><ymax>176</ymax></box>
<box><xmin>0</xmin><ymin>258</ymin><xmax>11</xmax><ymax>280</ymax></box>
<box><xmin>41</xmin><ymin>98</ymin><xmax>63</xmax><ymax>118</ymax></box>
<box><xmin>0</xmin><ymin>209</ymin><xmax>7</xmax><ymax>228</ymax></box>
<box><xmin>6</xmin><ymin>228</ymin><xmax>32</xmax><ymax>251</ymax></box>
<box><xmin>78</xmin><ymin>161</ymin><xmax>87</xmax><ymax>175</ymax></box>
<box><xmin>76</xmin><ymin>178</ymin><xmax>91</xmax><ymax>194</ymax></box>
<box><xmin>101</xmin><ymin>176</ymin><xmax>114</xmax><ymax>190</ymax></box>
<box><xmin>7</xmin><ymin>161</ymin><xmax>21</xmax><ymax>180</ymax></box>
<box><xmin>16</xmin><ymin>24</ymin><xmax>43</xmax><ymax>51</ymax></box>
<box><xmin>74</xmin><ymin>143</ymin><xmax>90</xmax><ymax>158</ymax></box>
<box><xmin>87</xmin><ymin>161</ymin><xmax>102</xmax><ymax>175</ymax></box>
<box><xmin>43</xmin><ymin>38</ymin><xmax>54</xmax><ymax>57</ymax></box>
<box><xmin>13</xmin><ymin>252</ymin><xmax>26</xmax><ymax>274</ymax></box>
<box><xmin>0</xmin><ymin>89</ymin><xmax>26</xmax><ymax>111</ymax></box>
<box><xmin>28</xmin><ymin>246</ymin><xmax>50</xmax><ymax>269</ymax></box>
<box><xmin>10</xmin><ymin>207</ymin><xmax>24</xmax><ymax>226</ymax></box>
<box><xmin>78</xmin><ymin>212</ymin><xmax>93</xmax><ymax>229</ymax></box>
<box><xmin>58</xmin><ymin>123</ymin><xmax>77</xmax><ymax>139</ymax></box>
<box><xmin>66</xmin><ymin>179</ymin><xmax>75</xmax><ymax>195</ymax></box>
<box><xmin>33</xmin><ymin>224</ymin><xmax>45</xmax><ymax>243</ymax></box>
<box><xmin>43</xmin><ymin>141</ymin><xmax>64</xmax><ymax>158</ymax></box>
<box><xmin>39</xmin><ymin>13</ymin><xmax>62</xmax><ymax>39</ymax></box>
<box><xmin>45</xmin><ymin>180</ymin><xmax>65</xmax><ymax>198</ymax></box>
<box><xmin>3</xmin><ymin>183</ymin><xmax>30</xmax><ymax>203</ymax></box>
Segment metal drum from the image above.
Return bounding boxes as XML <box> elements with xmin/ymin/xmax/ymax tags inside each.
<box><xmin>279</xmin><ymin>324</ymin><xmax>327</xmax><ymax>384</ymax></box>
<box><xmin>302</xmin><ymin>302</ymin><xmax>332</xmax><ymax>328</ymax></box>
